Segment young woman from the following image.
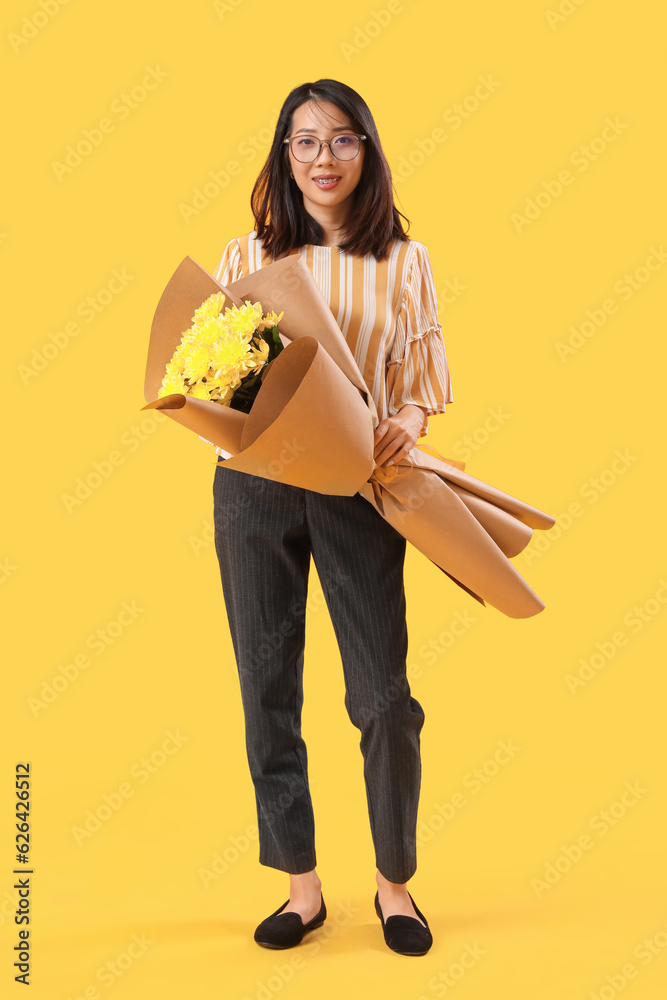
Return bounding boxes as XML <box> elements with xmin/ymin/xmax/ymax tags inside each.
<box><xmin>211</xmin><ymin>79</ymin><xmax>453</xmax><ymax>956</ymax></box>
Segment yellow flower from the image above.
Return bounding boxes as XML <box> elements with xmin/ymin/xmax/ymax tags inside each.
<box><xmin>181</xmin><ymin>343</ymin><xmax>214</xmax><ymax>381</ymax></box>
<box><xmin>210</xmin><ymin>335</ymin><xmax>255</xmax><ymax>374</ymax></box>
<box><xmin>187</xmin><ymin>382</ymin><xmax>213</xmax><ymax>400</ymax></box>
<box><xmin>194</xmin><ymin>315</ymin><xmax>226</xmax><ymax>343</ymax></box>
<box><xmin>257</xmin><ymin>309</ymin><xmax>284</xmax><ymax>331</ymax></box>
<box><xmin>223</xmin><ymin>301</ymin><xmax>263</xmax><ymax>339</ymax></box>
<box><xmin>248</xmin><ymin>340</ymin><xmax>270</xmax><ymax>365</ymax></box>
<box><xmin>192</xmin><ymin>292</ymin><xmax>225</xmax><ymax>323</ymax></box>
<box><xmin>158</xmin><ymin>373</ymin><xmax>187</xmax><ymax>397</ymax></box>
<box><xmin>159</xmin><ymin>291</ymin><xmax>282</xmax><ymax>407</ymax></box>
<box><xmin>163</xmin><ymin>359</ymin><xmax>183</xmax><ymax>380</ymax></box>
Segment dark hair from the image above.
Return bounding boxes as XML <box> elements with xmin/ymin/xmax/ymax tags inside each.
<box><xmin>250</xmin><ymin>79</ymin><xmax>410</xmax><ymax>261</ymax></box>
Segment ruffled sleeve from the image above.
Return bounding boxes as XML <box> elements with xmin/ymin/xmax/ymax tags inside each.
<box><xmin>387</xmin><ymin>242</ymin><xmax>454</xmax><ymax>438</ymax></box>
<box><xmin>213</xmin><ymin>237</ymin><xmax>243</xmax><ymax>286</ymax></box>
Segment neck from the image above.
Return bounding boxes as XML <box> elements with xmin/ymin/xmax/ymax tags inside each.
<box><xmin>302</xmin><ymin>199</ymin><xmax>352</xmax><ymax>248</ymax></box>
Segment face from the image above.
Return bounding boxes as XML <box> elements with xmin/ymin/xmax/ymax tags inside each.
<box><xmin>286</xmin><ymin>100</ymin><xmax>365</xmax><ymax>222</ymax></box>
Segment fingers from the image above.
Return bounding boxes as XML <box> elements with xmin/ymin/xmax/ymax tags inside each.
<box><xmin>373</xmin><ymin>415</ymin><xmax>419</xmax><ymax>467</ymax></box>
<box><xmin>374</xmin><ymin>434</ymin><xmax>414</xmax><ymax>467</ymax></box>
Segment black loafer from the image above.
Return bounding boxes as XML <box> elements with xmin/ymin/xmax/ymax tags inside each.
<box><xmin>254</xmin><ymin>896</ymin><xmax>326</xmax><ymax>949</ymax></box>
<box><xmin>374</xmin><ymin>891</ymin><xmax>433</xmax><ymax>955</ymax></box>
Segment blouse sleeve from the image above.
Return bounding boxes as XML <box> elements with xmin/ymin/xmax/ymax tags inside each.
<box><xmin>387</xmin><ymin>242</ymin><xmax>454</xmax><ymax>438</ymax></box>
<box><xmin>213</xmin><ymin>237</ymin><xmax>243</xmax><ymax>285</ymax></box>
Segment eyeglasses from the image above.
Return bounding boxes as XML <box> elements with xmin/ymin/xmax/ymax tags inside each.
<box><xmin>284</xmin><ymin>133</ymin><xmax>366</xmax><ymax>163</ymax></box>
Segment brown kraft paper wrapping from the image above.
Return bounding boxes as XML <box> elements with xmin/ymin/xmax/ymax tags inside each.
<box><xmin>143</xmin><ymin>255</ymin><xmax>556</xmax><ymax>619</ymax></box>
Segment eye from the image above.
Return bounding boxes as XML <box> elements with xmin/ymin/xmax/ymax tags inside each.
<box><xmin>295</xmin><ymin>136</ymin><xmax>315</xmax><ymax>146</ymax></box>
<box><xmin>333</xmin><ymin>134</ymin><xmax>355</xmax><ymax>145</ymax></box>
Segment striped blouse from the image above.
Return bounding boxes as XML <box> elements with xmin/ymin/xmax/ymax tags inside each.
<box><xmin>210</xmin><ymin>231</ymin><xmax>454</xmax><ymax>459</ymax></box>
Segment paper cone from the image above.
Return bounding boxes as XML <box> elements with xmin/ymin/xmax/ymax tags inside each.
<box><xmin>359</xmin><ymin>467</ymin><xmax>545</xmax><ymax>618</ymax></box>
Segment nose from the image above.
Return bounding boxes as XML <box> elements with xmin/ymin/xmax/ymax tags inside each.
<box><xmin>314</xmin><ymin>139</ymin><xmax>336</xmax><ymax>166</ymax></box>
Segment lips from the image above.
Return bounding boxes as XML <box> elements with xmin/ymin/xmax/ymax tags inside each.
<box><xmin>312</xmin><ymin>175</ymin><xmax>341</xmax><ymax>188</ymax></box>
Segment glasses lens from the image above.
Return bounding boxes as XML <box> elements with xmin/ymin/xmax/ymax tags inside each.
<box><xmin>331</xmin><ymin>135</ymin><xmax>360</xmax><ymax>160</ymax></box>
<box><xmin>290</xmin><ymin>136</ymin><xmax>320</xmax><ymax>162</ymax></box>
<box><xmin>289</xmin><ymin>135</ymin><xmax>360</xmax><ymax>162</ymax></box>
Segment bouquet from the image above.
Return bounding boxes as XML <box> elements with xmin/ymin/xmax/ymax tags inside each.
<box><xmin>143</xmin><ymin>255</ymin><xmax>556</xmax><ymax>619</ymax></box>
<box><xmin>157</xmin><ymin>292</ymin><xmax>284</xmax><ymax>415</ymax></box>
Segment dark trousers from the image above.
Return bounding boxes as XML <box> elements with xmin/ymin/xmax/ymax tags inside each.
<box><xmin>213</xmin><ymin>463</ymin><xmax>425</xmax><ymax>883</ymax></box>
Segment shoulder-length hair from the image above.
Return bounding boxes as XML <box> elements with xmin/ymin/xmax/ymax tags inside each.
<box><xmin>250</xmin><ymin>79</ymin><xmax>410</xmax><ymax>261</ymax></box>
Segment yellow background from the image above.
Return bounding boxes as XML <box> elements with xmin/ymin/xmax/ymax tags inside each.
<box><xmin>2</xmin><ymin>0</ymin><xmax>666</xmax><ymax>997</ymax></box>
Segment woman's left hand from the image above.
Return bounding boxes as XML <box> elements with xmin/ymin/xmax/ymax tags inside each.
<box><xmin>373</xmin><ymin>404</ymin><xmax>427</xmax><ymax>468</ymax></box>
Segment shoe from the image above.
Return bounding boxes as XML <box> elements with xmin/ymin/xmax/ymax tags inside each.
<box><xmin>254</xmin><ymin>896</ymin><xmax>326</xmax><ymax>949</ymax></box>
<box><xmin>374</xmin><ymin>891</ymin><xmax>433</xmax><ymax>956</ymax></box>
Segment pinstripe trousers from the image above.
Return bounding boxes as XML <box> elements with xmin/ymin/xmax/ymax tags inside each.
<box><xmin>213</xmin><ymin>462</ymin><xmax>425</xmax><ymax>883</ymax></box>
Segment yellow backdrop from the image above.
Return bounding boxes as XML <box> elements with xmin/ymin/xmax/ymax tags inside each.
<box><xmin>3</xmin><ymin>1</ymin><xmax>665</xmax><ymax>997</ymax></box>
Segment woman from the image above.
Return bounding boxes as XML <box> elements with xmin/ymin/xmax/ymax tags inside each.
<box><xmin>211</xmin><ymin>79</ymin><xmax>453</xmax><ymax>956</ymax></box>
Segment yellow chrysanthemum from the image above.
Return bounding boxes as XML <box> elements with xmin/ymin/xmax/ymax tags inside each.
<box><xmin>189</xmin><ymin>382</ymin><xmax>213</xmax><ymax>400</ymax></box>
<box><xmin>158</xmin><ymin>374</ymin><xmax>187</xmax><ymax>397</ymax></box>
<box><xmin>209</xmin><ymin>335</ymin><xmax>255</xmax><ymax>373</ymax></box>
<box><xmin>248</xmin><ymin>340</ymin><xmax>270</xmax><ymax>365</ymax></box>
<box><xmin>163</xmin><ymin>358</ymin><xmax>183</xmax><ymax>379</ymax></box>
<box><xmin>159</xmin><ymin>291</ymin><xmax>283</xmax><ymax>407</ymax></box>
<box><xmin>195</xmin><ymin>314</ymin><xmax>226</xmax><ymax>343</ymax></box>
<box><xmin>181</xmin><ymin>343</ymin><xmax>215</xmax><ymax>381</ymax></box>
<box><xmin>257</xmin><ymin>310</ymin><xmax>284</xmax><ymax>331</ymax></box>
<box><xmin>222</xmin><ymin>301</ymin><xmax>263</xmax><ymax>339</ymax></box>
<box><xmin>178</xmin><ymin>328</ymin><xmax>199</xmax><ymax>347</ymax></box>
<box><xmin>192</xmin><ymin>292</ymin><xmax>225</xmax><ymax>323</ymax></box>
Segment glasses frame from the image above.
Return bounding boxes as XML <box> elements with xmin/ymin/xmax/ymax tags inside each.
<box><xmin>283</xmin><ymin>133</ymin><xmax>367</xmax><ymax>163</ymax></box>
